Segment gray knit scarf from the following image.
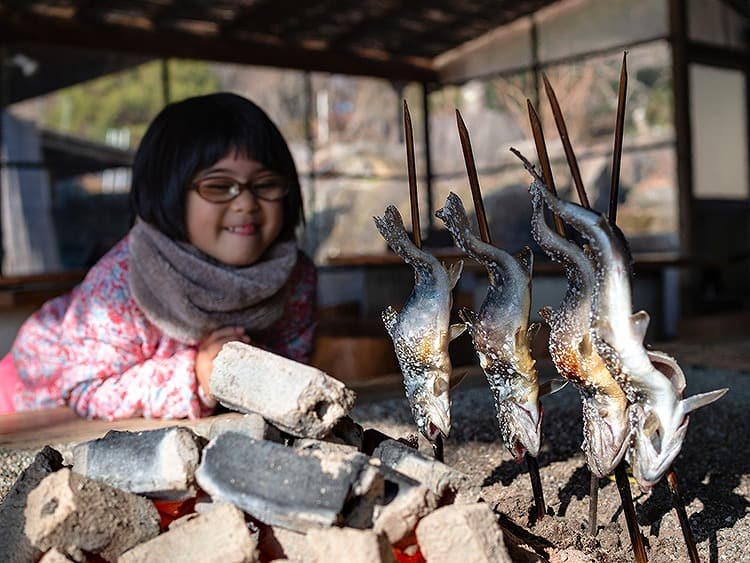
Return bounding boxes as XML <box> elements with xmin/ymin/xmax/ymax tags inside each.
<box><xmin>128</xmin><ymin>219</ymin><xmax>298</xmax><ymax>344</ymax></box>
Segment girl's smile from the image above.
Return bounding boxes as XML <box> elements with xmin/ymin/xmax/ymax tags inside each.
<box><xmin>185</xmin><ymin>151</ymin><xmax>285</xmax><ymax>266</ymax></box>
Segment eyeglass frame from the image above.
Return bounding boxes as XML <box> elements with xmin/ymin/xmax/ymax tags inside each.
<box><xmin>191</xmin><ymin>174</ymin><xmax>290</xmax><ymax>203</ymax></box>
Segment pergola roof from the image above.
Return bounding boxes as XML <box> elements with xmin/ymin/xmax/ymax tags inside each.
<box><xmin>0</xmin><ymin>0</ymin><xmax>557</xmax><ymax>82</ymax></box>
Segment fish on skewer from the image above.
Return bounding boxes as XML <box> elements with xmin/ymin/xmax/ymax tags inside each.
<box><xmin>435</xmin><ymin>192</ymin><xmax>544</xmax><ymax>461</ymax></box>
<box><xmin>527</xmin><ymin>170</ymin><xmax>630</xmax><ymax>477</ymax></box>
<box><xmin>374</xmin><ymin>205</ymin><xmax>465</xmax><ymax>442</ymax></box>
<box><xmin>525</xmin><ymin>170</ymin><xmax>728</xmax><ymax>490</ymax></box>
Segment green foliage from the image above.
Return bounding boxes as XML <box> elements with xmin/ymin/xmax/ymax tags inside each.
<box><xmin>43</xmin><ymin>59</ymin><xmax>220</xmax><ymax>146</ymax></box>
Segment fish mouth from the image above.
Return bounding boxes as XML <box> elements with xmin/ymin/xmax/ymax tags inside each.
<box><xmin>583</xmin><ymin>416</ymin><xmax>631</xmax><ymax>477</ymax></box>
<box><xmin>581</xmin><ymin>401</ymin><xmax>631</xmax><ymax>477</ymax></box>
<box><xmin>414</xmin><ymin>393</ymin><xmax>451</xmax><ymax>441</ymax></box>
<box><xmin>497</xmin><ymin>400</ymin><xmax>542</xmax><ymax>459</ymax></box>
<box><xmin>629</xmin><ymin>407</ymin><xmax>689</xmax><ymax>490</ymax></box>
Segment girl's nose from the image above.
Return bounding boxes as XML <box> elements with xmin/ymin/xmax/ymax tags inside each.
<box><xmin>230</xmin><ymin>186</ymin><xmax>260</xmax><ymax>212</ymax></box>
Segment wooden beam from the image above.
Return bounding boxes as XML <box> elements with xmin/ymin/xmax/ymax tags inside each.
<box><xmin>0</xmin><ymin>12</ymin><xmax>438</xmax><ymax>82</ymax></box>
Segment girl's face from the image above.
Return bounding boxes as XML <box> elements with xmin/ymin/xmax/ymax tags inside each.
<box><xmin>185</xmin><ymin>151</ymin><xmax>285</xmax><ymax>266</ymax></box>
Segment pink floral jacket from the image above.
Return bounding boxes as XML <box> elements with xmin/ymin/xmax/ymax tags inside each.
<box><xmin>11</xmin><ymin>238</ymin><xmax>316</xmax><ymax>420</ymax></box>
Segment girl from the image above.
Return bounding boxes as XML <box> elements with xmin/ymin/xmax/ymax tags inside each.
<box><xmin>0</xmin><ymin>93</ymin><xmax>316</xmax><ymax>420</ymax></box>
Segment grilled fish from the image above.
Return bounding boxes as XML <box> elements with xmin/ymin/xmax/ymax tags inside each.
<box><xmin>374</xmin><ymin>205</ymin><xmax>465</xmax><ymax>441</ymax></box>
<box><xmin>436</xmin><ymin>192</ymin><xmax>542</xmax><ymax>460</ymax></box>
<box><xmin>528</xmin><ymin>174</ymin><xmax>630</xmax><ymax>477</ymax></box>
<box><xmin>529</xmin><ymin>175</ymin><xmax>727</xmax><ymax>489</ymax></box>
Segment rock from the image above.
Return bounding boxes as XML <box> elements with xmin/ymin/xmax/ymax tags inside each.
<box><xmin>195</xmin><ymin>432</ymin><xmax>383</xmax><ymax>532</ymax></box>
<box><xmin>416</xmin><ymin>503</ymin><xmax>512</xmax><ymax>563</ymax></box>
<box><xmin>373</xmin><ymin>439</ymin><xmax>479</xmax><ymax>503</ymax></box>
<box><xmin>119</xmin><ymin>503</ymin><xmax>258</xmax><ymax>563</ymax></box>
<box><xmin>24</xmin><ymin>468</ymin><xmax>160</xmax><ymax>562</ymax></box>
<box><xmin>210</xmin><ymin>342</ymin><xmax>356</xmax><ymax>438</ymax></box>
<box><xmin>0</xmin><ymin>446</ymin><xmax>64</xmax><ymax>563</ymax></box>
<box><xmin>72</xmin><ymin>427</ymin><xmax>203</xmax><ymax>500</ymax></box>
<box><xmin>307</xmin><ymin>527</ymin><xmax>395</xmax><ymax>562</ymax></box>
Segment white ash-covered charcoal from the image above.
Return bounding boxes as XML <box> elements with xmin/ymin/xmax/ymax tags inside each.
<box><xmin>416</xmin><ymin>503</ymin><xmax>512</xmax><ymax>563</ymax></box>
<box><xmin>0</xmin><ymin>446</ymin><xmax>64</xmax><ymax>563</ymax></box>
<box><xmin>24</xmin><ymin>468</ymin><xmax>160</xmax><ymax>562</ymax></box>
<box><xmin>256</xmin><ymin>525</ymin><xmax>308</xmax><ymax>562</ymax></box>
<box><xmin>210</xmin><ymin>342</ymin><xmax>356</xmax><ymax>438</ymax></box>
<box><xmin>323</xmin><ymin>415</ymin><xmax>364</xmax><ymax>449</ymax></box>
<box><xmin>118</xmin><ymin>503</ymin><xmax>258</xmax><ymax>563</ymax></box>
<box><xmin>373</xmin><ymin>439</ymin><xmax>479</xmax><ymax>504</ymax></box>
<box><xmin>307</xmin><ymin>527</ymin><xmax>395</xmax><ymax>563</ymax></box>
<box><xmin>371</xmin><ymin>464</ymin><xmax>439</xmax><ymax>544</ymax></box>
<box><xmin>195</xmin><ymin>432</ymin><xmax>383</xmax><ymax>532</ymax></box>
<box><xmin>72</xmin><ymin>427</ymin><xmax>203</xmax><ymax>500</ymax></box>
<box><xmin>38</xmin><ymin>549</ymin><xmax>72</xmax><ymax>562</ymax></box>
<box><xmin>204</xmin><ymin>412</ymin><xmax>284</xmax><ymax>443</ymax></box>
<box><xmin>293</xmin><ymin>438</ymin><xmax>359</xmax><ymax>455</ymax></box>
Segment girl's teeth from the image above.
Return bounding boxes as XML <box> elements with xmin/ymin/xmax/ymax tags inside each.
<box><xmin>227</xmin><ymin>225</ymin><xmax>256</xmax><ymax>234</ymax></box>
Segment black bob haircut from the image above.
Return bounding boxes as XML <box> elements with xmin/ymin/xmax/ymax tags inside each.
<box><xmin>130</xmin><ymin>92</ymin><xmax>303</xmax><ymax>242</ymax></box>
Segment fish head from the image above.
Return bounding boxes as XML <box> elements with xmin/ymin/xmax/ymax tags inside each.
<box><xmin>581</xmin><ymin>397</ymin><xmax>631</xmax><ymax>477</ymax></box>
<box><xmin>495</xmin><ymin>393</ymin><xmax>542</xmax><ymax>460</ymax></box>
<box><xmin>409</xmin><ymin>383</ymin><xmax>452</xmax><ymax>441</ymax></box>
<box><xmin>629</xmin><ymin>403</ymin><xmax>688</xmax><ymax>490</ymax></box>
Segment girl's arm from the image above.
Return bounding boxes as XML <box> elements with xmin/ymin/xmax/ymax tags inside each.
<box><xmin>14</xmin><ymin>241</ymin><xmax>209</xmax><ymax>420</ymax></box>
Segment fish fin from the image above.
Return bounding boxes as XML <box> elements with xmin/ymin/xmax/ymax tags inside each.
<box><xmin>381</xmin><ymin>306</ymin><xmax>399</xmax><ymax>337</ymax></box>
<box><xmin>681</xmin><ymin>388</ymin><xmax>728</xmax><ymax>415</ymax></box>
<box><xmin>514</xmin><ymin>246</ymin><xmax>534</xmax><ymax>275</ymax></box>
<box><xmin>527</xmin><ymin>322</ymin><xmax>542</xmax><ymax>345</ymax></box>
<box><xmin>449</xmin><ymin>370</ymin><xmax>469</xmax><ymax>390</ymax></box>
<box><xmin>648</xmin><ymin>350</ymin><xmax>686</xmax><ymax>393</ymax></box>
<box><xmin>449</xmin><ymin>323</ymin><xmax>467</xmax><ymax>341</ymax></box>
<box><xmin>538</xmin><ymin>307</ymin><xmax>554</xmax><ymax>324</ymax></box>
<box><xmin>642</xmin><ymin>410</ymin><xmax>660</xmax><ymax>437</ymax></box>
<box><xmin>458</xmin><ymin>307</ymin><xmax>478</xmax><ymax>328</ymax></box>
<box><xmin>445</xmin><ymin>259</ymin><xmax>464</xmax><ymax>290</ymax></box>
<box><xmin>433</xmin><ymin>376</ymin><xmax>449</xmax><ymax>396</ymax></box>
<box><xmin>630</xmin><ymin>311</ymin><xmax>650</xmax><ymax>343</ymax></box>
<box><xmin>515</xmin><ymin>326</ymin><xmax>532</xmax><ymax>352</ymax></box>
<box><xmin>539</xmin><ymin>378</ymin><xmax>568</xmax><ymax>397</ymax></box>
<box><xmin>578</xmin><ymin>333</ymin><xmax>593</xmax><ymax>358</ymax></box>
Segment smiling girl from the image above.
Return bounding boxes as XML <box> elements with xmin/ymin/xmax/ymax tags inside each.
<box><xmin>0</xmin><ymin>93</ymin><xmax>316</xmax><ymax>419</ymax></box>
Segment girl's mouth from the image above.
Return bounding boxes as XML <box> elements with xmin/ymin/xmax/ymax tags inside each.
<box><xmin>225</xmin><ymin>224</ymin><xmax>257</xmax><ymax>235</ymax></box>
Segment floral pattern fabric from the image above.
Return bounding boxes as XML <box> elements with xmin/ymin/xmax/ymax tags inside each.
<box><xmin>11</xmin><ymin>237</ymin><xmax>316</xmax><ymax>420</ymax></box>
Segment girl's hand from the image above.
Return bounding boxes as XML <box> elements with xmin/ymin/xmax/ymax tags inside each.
<box><xmin>195</xmin><ymin>326</ymin><xmax>250</xmax><ymax>399</ymax></box>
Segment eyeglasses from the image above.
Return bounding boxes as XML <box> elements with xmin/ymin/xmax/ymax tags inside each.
<box><xmin>192</xmin><ymin>175</ymin><xmax>289</xmax><ymax>203</ymax></box>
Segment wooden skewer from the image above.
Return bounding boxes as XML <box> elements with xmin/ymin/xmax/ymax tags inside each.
<box><xmin>404</xmin><ymin>100</ymin><xmax>422</xmax><ymax>250</ymax></box>
<box><xmin>667</xmin><ymin>468</ymin><xmax>700</xmax><ymax>563</ymax></box>
<box><xmin>455</xmin><ymin>109</ymin><xmax>492</xmax><ymax>244</ymax></box>
<box><xmin>609</xmin><ymin>52</ymin><xmax>628</xmax><ymax>225</ymax></box>
<box><xmin>526</xmin><ymin>99</ymin><xmax>566</xmax><ymax>238</ymax></box>
<box><xmin>615</xmin><ymin>463</ymin><xmax>648</xmax><ymax>563</ymax></box>
<box><xmin>528</xmin><ymin>95</ymin><xmax>602</xmax><ymax>534</ymax></box>
<box><xmin>605</xmin><ymin>56</ymin><xmax>648</xmax><ymax>562</ymax></box>
<box><xmin>542</xmin><ymin>73</ymin><xmax>591</xmax><ymax>210</ymax></box>
<box><xmin>404</xmin><ymin>99</ymin><xmax>444</xmax><ymax>462</ymax></box>
<box><xmin>458</xmin><ymin>108</ymin><xmax>546</xmax><ymax>523</ymax></box>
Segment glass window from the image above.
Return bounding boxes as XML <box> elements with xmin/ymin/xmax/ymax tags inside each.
<box><xmin>689</xmin><ymin>64</ymin><xmax>749</xmax><ymax>199</ymax></box>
